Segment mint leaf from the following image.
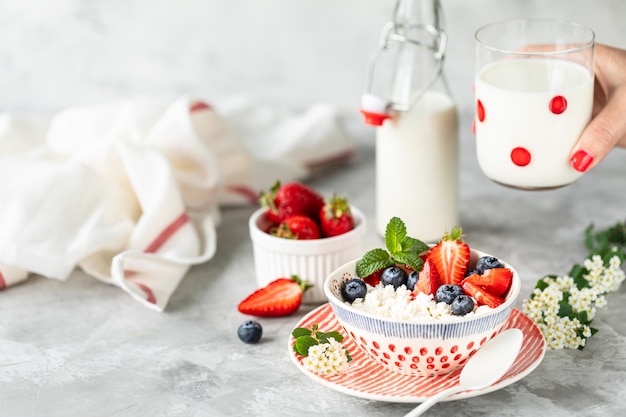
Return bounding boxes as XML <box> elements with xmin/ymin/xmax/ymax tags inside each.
<box><xmin>356</xmin><ymin>217</ymin><xmax>429</xmax><ymax>277</ymax></box>
<box><xmin>293</xmin><ymin>335</ymin><xmax>318</xmax><ymax>356</ymax></box>
<box><xmin>385</xmin><ymin>217</ymin><xmax>407</xmax><ymax>253</ymax></box>
<box><xmin>391</xmin><ymin>251</ymin><xmax>424</xmax><ymax>273</ymax></box>
<box><xmin>291</xmin><ymin>327</ymin><xmax>312</xmax><ymax>339</ymax></box>
<box><xmin>402</xmin><ymin>236</ymin><xmax>429</xmax><ymax>255</ymax></box>
<box><xmin>356</xmin><ymin>248</ymin><xmax>393</xmax><ymax>277</ymax></box>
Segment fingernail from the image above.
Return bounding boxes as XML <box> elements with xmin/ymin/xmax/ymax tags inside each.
<box><xmin>570</xmin><ymin>149</ymin><xmax>594</xmax><ymax>172</ymax></box>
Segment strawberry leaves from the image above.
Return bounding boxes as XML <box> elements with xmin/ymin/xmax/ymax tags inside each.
<box><xmin>356</xmin><ymin>217</ymin><xmax>429</xmax><ymax>278</ymax></box>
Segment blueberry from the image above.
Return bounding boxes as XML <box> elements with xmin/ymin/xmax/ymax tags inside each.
<box><xmin>435</xmin><ymin>284</ymin><xmax>464</xmax><ymax>304</ymax></box>
<box><xmin>380</xmin><ymin>266</ymin><xmax>408</xmax><ymax>289</ymax></box>
<box><xmin>341</xmin><ymin>278</ymin><xmax>368</xmax><ymax>303</ymax></box>
<box><xmin>451</xmin><ymin>295</ymin><xmax>475</xmax><ymax>316</ymax></box>
<box><xmin>465</xmin><ymin>269</ymin><xmax>480</xmax><ymax>277</ymax></box>
<box><xmin>407</xmin><ymin>270</ymin><xmax>419</xmax><ymax>291</ymax></box>
<box><xmin>475</xmin><ymin>256</ymin><xmax>503</xmax><ymax>273</ymax></box>
<box><xmin>238</xmin><ymin>320</ymin><xmax>263</xmax><ymax>344</ymax></box>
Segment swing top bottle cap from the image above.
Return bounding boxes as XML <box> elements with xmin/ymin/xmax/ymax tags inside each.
<box><xmin>360</xmin><ymin>93</ymin><xmax>391</xmax><ymax>126</ymax></box>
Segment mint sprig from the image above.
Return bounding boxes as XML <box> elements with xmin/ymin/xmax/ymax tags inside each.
<box><xmin>356</xmin><ymin>217</ymin><xmax>429</xmax><ymax>277</ymax></box>
<box><xmin>292</xmin><ymin>323</ymin><xmax>352</xmax><ymax>361</ymax></box>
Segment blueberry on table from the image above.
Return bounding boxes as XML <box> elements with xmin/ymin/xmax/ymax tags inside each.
<box><xmin>435</xmin><ymin>284</ymin><xmax>464</xmax><ymax>304</ymax></box>
<box><xmin>341</xmin><ymin>278</ymin><xmax>367</xmax><ymax>303</ymax></box>
<box><xmin>451</xmin><ymin>295</ymin><xmax>475</xmax><ymax>315</ymax></box>
<box><xmin>380</xmin><ymin>266</ymin><xmax>408</xmax><ymax>289</ymax></box>
<box><xmin>238</xmin><ymin>320</ymin><xmax>263</xmax><ymax>344</ymax></box>
<box><xmin>475</xmin><ymin>256</ymin><xmax>503</xmax><ymax>273</ymax></box>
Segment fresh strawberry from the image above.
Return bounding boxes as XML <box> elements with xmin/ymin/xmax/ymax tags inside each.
<box><xmin>319</xmin><ymin>194</ymin><xmax>354</xmax><ymax>237</ymax></box>
<box><xmin>238</xmin><ymin>276</ymin><xmax>311</xmax><ymax>317</ymax></box>
<box><xmin>272</xmin><ymin>215</ymin><xmax>321</xmax><ymax>239</ymax></box>
<box><xmin>362</xmin><ymin>268</ymin><xmax>383</xmax><ymax>286</ymax></box>
<box><xmin>463</xmin><ymin>268</ymin><xmax>513</xmax><ymax>296</ymax></box>
<box><xmin>413</xmin><ymin>259</ymin><xmax>441</xmax><ymax>296</ymax></box>
<box><xmin>427</xmin><ymin>226</ymin><xmax>470</xmax><ymax>285</ymax></box>
<box><xmin>461</xmin><ymin>280</ymin><xmax>504</xmax><ymax>308</ymax></box>
<box><xmin>259</xmin><ymin>181</ymin><xmax>324</xmax><ymax>224</ymax></box>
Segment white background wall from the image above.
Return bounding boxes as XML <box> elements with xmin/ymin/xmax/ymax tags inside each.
<box><xmin>0</xmin><ymin>0</ymin><xmax>624</xmax><ymax>114</ymax></box>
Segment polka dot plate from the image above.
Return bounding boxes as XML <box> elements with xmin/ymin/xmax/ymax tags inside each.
<box><xmin>288</xmin><ymin>304</ymin><xmax>546</xmax><ymax>403</ymax></box>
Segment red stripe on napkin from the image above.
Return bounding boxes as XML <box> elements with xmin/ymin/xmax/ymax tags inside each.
<box><xmin>226</xmin><ymin>184</ymin><xmax>260</xmax><ymax>204</ymax></box>
<box><xmin>144</xmin><ymin>212</ymin><xmax>189</xmax><ymax>253</ymax></box>
<box><xmin>0</xmin><ymin>270</ymin><xmax>5</xmax><ymax>290</ymax></box>
<box><xmin>136</xmin><ymin>282</ymin><xmax>156</xmax><ymax>304</ymax></box>
<box><xmin>190</xmin><ymin>101</ymin><xmax>212</xmax><ymax>113</ymax></box>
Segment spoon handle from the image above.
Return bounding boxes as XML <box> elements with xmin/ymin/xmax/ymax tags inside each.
<box><xmin>403</xmin><ymin>385</ymin><xmax>465</xmax><ymax>417</ymax></box>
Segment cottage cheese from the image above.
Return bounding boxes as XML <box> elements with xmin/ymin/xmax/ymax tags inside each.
<box><xmin>349</xmin><ymin>284</ymin><xmax>493</xmax><ymax>322</ymax></box>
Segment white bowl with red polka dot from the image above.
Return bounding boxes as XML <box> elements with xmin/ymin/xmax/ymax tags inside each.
<box><xmin>323</xmin><ymin>249</ymin><xmax>521</xmax><ymax>376</ymax></box>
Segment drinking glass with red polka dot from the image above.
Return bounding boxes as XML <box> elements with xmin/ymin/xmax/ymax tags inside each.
<box><xmin>474</xmin><ymin>18</ymin><xmax>595</xmax><ymax>190</ymax></box>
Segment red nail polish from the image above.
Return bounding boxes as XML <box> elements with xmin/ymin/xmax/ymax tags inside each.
<box><xmin>570</xmin><ymin>149</ymin><xmax>594</xmax><ymax>172</ymax></box>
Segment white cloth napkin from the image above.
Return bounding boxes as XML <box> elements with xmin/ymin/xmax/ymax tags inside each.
<box><xmin>0</xmin><ymin>97</ymin><xmax>354</xmax><ymax>311</ymax></box>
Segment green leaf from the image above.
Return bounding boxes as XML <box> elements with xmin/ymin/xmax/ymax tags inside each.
<box><xmin>356</xmin><ymin>248</ymin><xmax>393</xmax><ymax>277</ymax></box>
<box><xmin>345</xmin><ymin>350</ymin><xmax>353</xmax><ymax>362</ymax></box>
<box><xmin>586</xmin><ymin>220</ymin><xmax>626</xmax><ymax>257</ymax></box>
<box><xmin>584</xmin><ymin>223</ymin><xmax>596</xmax><ymax>253</ymax></box>
<box><xmin>534</xmin><ymin>277</ymin><xmax>552</xmax><ymax>292</ymax></box>
<box><xmin>569</xmin><ymin>264</ymin><xmax>590</xmax><ymax>289</ymax></box>
<box><xmin>316</xmin><ymin>330</ymin><xmax>344</xmax><ymax>344</ymax></box>
<box><xmin>293</xmin><ymin>335</ymin><xmax>319</xmax><ymax>356</ymax></box>
<box><xmin>391</xmin><ymin>251</ymin><xmax>424</xmax><ymax>273</ymax></box>
<box><xmin>558</xmin><ymin>294</ymin><xmax>574</xmax><ymax>319</ymax></box>
<box><xmin>576</xmin><ymin>310</ymin><xmax>590</xmax><ymax>325</ymax></box>
<box><xmin>374</xmin><ymin>217</ymin><xmax>429</xmax><ymax>272</ymax></box>
<box><xmin>291</xmin><ymin>327</ymin><xmax>312</xmax><ymax>339</ymax></box>
<box><xmin>385</xmin><ymin>217</ymin><xmax>407</xmax><ymax>254</ymax></box>
<box><xmin>401</xmin><ymin>236</ymin><xmax>430</xmax><ymax>255</ymax></box>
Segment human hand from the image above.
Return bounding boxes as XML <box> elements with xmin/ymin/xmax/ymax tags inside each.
<box><xmin>570</xmin><ymin>44</ymin><xmax>626</xmax><ymax>172</ymax></box>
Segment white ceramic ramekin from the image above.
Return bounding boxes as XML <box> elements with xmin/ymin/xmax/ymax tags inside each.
<box><xmin>249</xmin><ymin>206</ymin><xmax>366</xmax><ymax>304</ymax></box>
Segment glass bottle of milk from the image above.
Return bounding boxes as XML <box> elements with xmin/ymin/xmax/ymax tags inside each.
<box><xmin>360</xmin><ymin>0</ymin><xmax>459</xmax><ymax>242</ymax></box>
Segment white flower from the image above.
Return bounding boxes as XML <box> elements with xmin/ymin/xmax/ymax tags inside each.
<box><xmin>302</xmin><ymin>337</ymin><xmax>350</xmax><ymax>375</ymax></box>
<box><xmin>522</xmin><ymin>251</ymin><xmax>625</xmax><ymax>350</ymax></box>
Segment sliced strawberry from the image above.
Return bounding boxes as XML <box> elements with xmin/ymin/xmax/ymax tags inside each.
<box><xmin>319</xmin><ymin>194</ymin><xmax>354</xmax><ymax>237</ymax></box>
<box><xmin>413</xmin><ymin>259</ymin><xmax>441</xmax><ymax>296</ymax></box>
<box><xmin>238</xmin><ymin>276</ymin><xmax>311</xmax><ymax>317</ymax></box>
<box><xmin>363</xmin><ymin>268</ymin><xmax>383</xmax><ymax>286</ymax></box>
<box><xmin>272</xmin><ymin>215</ymin><xmax>321</xmax><ymax>240</ymax></box>
<box><xmin>461</xmin><ymin>281</ymin><xmax>504</xmax><ymax>308</ymax></box>
<box><xmin>463</xmin><ymin>268</ymin><xmax>513</xmax><ymax>296</ymax></box>
<box><xmin>427</xmin><ymin>226</ymin><xmax>470</xmax><ymax>285</ymax></box>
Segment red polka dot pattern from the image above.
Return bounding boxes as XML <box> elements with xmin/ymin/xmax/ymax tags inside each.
<box><xmin>511</xmin><ymin>147</ymin><xmax>532</xmax><ymax>167</ymax></box>
<box><xmin>549</xmin><ymin>95</ymin><xmax>567</xmax><ymax>114</ymax></box>
<box><xmin>352</xmin><ymin>337</ymin><xmax>485</xmax><ymax>376</ymax></box>
<box><xmin>476</xmin><ymin>94</ymin><xmax>570</xmax><ymax>170</ymax></box>
<box><xmin>476</xmin><ymin>99</ymin><xmax>485</xmax><ymax>122</ymax></box>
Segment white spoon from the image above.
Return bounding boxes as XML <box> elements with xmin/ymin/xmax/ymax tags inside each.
<box><xmin>404</xmin><ymin>328</ymin><xmax>524</xmax><ymax>417</ymax></box>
